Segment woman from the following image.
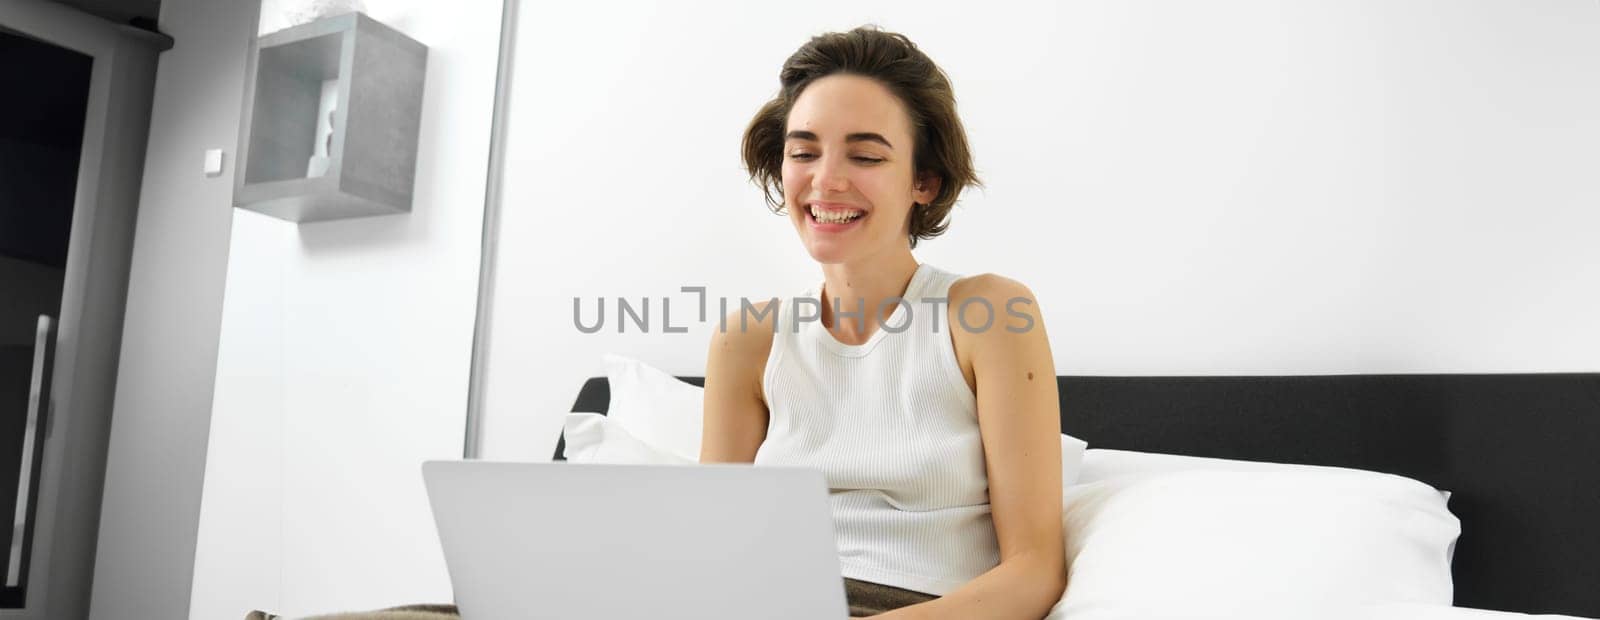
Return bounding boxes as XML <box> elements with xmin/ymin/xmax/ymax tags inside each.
<box><xmin>701</xmin><ymin>26</ymin><xmax>1067</xmax><ymax>619</ymax></box>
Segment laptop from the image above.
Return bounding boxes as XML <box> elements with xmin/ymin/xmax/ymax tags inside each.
<box><xmin>422</xmin><ymin>460</ymin><xmax>849</xmax><ymax>619</ymax></box>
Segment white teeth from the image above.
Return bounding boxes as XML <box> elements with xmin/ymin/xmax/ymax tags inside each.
<box><xmin>809</xmin><ymin>205</ymin><xmax>863</xmax><ymax>224</ymax></box>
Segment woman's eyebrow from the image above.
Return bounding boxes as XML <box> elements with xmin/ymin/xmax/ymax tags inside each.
<box><xmin>785</xmin><ymin>130</ymin><xmax>893</xmax><ymax>149</ymax></box>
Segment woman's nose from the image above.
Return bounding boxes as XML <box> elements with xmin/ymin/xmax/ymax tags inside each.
<box><xmin>812</xmin><ymin>154</ymin><xmax>850</xmax><ymax>194</ymax></box>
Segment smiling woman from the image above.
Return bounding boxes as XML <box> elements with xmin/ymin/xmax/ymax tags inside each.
<box><xmin>705</xmin><ymin>26</ymin><xmax>1068</xmax><ymax>620</ymax></box>
<box><xmin>741</xmin><ymin>28</ymin><xmax>979</xmax><ymax>252</ymax></box>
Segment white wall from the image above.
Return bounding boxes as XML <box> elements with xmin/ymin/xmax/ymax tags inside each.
<box><xmin>188</xmin><ymin>1</ymin><xmax>502</xmax><ymax>617</ymax></box>
<box><xmin>478</xmin><ymin>0</ymin><xmax>1600</xmax><ymax>461</ymax></box>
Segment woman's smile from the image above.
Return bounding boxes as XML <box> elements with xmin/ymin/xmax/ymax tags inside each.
<box><xmin>806</xmin><ymin>201</ymin><xmax>869</xmax><ymax>232</ymax></box>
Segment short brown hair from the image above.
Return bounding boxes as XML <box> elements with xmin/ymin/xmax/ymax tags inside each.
<box><xmin>741</xmin><ymin>25</ymin><xmax>980</xmax><ymax>249</ymax></box>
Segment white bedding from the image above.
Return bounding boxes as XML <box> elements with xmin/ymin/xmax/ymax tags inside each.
<box><xmin>1045</xmin><ymin>462</ymin><xmax>1598</xmax><ymax>620</ymax></box>
<box><xmin>1366</xmin><ymin>603</ymin><xmax>1592</xmax><ymax>619</ymax></box>
<box><xmin>1049</xmin><ymin>603</ymin><xmax>1592</xmax><ymax>619</ymax></box>
<box><xmin>567</xmin><ymin>361</ymin><xmax>1597</xmax><ymax>620</ymax></box>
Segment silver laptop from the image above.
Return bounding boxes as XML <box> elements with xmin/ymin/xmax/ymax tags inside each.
<box><xmin>422</xmin><ymin>461</ymin><xmax>849</xmax><ymax>619</ymax></box>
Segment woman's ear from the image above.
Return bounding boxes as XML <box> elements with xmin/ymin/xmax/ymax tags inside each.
<box><xmin>913</xmin><ymin>172</ymin><xmax>942</xmax><ymax>204</ymax></box>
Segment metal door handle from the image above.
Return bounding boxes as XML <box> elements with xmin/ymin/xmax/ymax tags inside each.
<box><xmin>8</xmin><ymin>315</ymin><xmax>54</xmax><ymax>588</ymax></box>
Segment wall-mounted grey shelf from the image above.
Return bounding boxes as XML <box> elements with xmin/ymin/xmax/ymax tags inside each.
<box><xmin>233</xmin><ymin>12</ymin><xmax>427</xmax><ymax>223</ymax></box>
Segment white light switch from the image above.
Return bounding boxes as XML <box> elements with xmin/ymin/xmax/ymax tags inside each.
<box><xmin>204</xmin><ymin>149</ymin><xmax>224</xmax><ymax>177</ymax></box>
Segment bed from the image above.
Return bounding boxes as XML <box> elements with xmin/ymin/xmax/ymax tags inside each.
<box><xmin>554</xmin><ymin>372</ymin><xmax>1600</xmax><ymax>618</ymax></box>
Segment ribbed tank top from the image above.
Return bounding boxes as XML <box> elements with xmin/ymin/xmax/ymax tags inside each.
<box><xmin>753</xmin><ymin>262</ymin><xmax>999</xmax><ymax>596</ymax></box>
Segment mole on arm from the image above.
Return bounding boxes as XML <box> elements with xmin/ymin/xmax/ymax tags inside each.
<box><xmin>1026</xmin><ymin>371</ymin><xmax>1033</xmax><ymax>380</ymax></box>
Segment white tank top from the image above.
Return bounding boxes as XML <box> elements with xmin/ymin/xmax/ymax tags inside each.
<box><xmin>753</xmin><ymin>262</ymin><xmax>998</xmax><ymax>596</ymax></box>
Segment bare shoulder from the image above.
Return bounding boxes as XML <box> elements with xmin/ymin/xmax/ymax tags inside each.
<box><xmin>949</xmin><ymin>272</ymin><xmax>1038</xmax><ymax>308</ymax></box>
<box><xmin>706</xmin><ymin>298</ymin><xmax>779</xmax><ymax>402</ymax></box>
<box><xmin>702</xmin><ymin>299</ymin><xmax>779</xmax><ymax>462</ymax></box>
<box><xmin>711</xmin><ymin>298</ymin><xmax>778</xmax><ymax>356</ymax></box>
<box><xmin>948</xmin><ymin>272</ymin><xmax>1044</xmax><ymax>336</ymax></box>
<box><xmin>946</xmin><ymin>274</ymin><xmax>1046</xmax><ymax>393</ymax></box>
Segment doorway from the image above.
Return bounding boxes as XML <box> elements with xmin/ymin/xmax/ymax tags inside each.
<box><xmin>0</xmin><ymin>2</ymin><xmax>163</xmax><ymax>618</ymax></box>
<box><xmin>0</xmin><ymin>27</ymin><xmax>91</xmax><ymax>609</ymax></box>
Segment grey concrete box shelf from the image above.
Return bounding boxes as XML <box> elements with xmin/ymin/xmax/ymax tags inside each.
<box><xmin>233</xmin><ymin>12</ymin><xmax>427</xmax><ymax>223</ymax></box>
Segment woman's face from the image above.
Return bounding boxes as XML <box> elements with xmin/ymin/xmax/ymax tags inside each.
<box><xmin>781</xmin><ymin>74</ymin><xmax>940</xmax><ymax>265</ymax></box>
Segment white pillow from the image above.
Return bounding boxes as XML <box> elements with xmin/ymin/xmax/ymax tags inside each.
<box><xmin>1060</xmin><ymin>434</ymin><xmax>1088</xmax><ymax>486</ymax></box>
<box><xmin>1073</xmin><ymin>448</ymin><xmax>1458</xmax><ymax>585</ymax></box>
<box><xmin>1044</xmin><ymin>469</ymin><xmax>1460</xmax><ymax>619</ymax></box>
<box><xmin>1080</xmin><ymin>448</ymin><xmax>1405</xmax><ymax>482</ymax></box>
<box><xmin>1361</xmin><ymin>602</ymin><xmax>1594</xmax><ymax>619</ymax></box>
<box><xmin>1043</xmin><ymin>602</ymin><xmax>1586</xmax><ymax>620</ymax></box>
<box><xmin>602</xmin><ymin>353</ymin><xmax>704</xmax><ymax>462</ymax></box>
<box><xmin>562</xmin><ymin>412</ymin><xmax>693</xmax><ymax>465</ymax></box>
<box><xmin>1080</xmin><ymin>447</ymin><xmax>1455</xmax><ymax>508</ymax></box>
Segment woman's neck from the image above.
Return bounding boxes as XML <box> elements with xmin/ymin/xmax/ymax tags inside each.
<box><xmin>818</xmin><ymin>250</ymin><xmax>920</xmax><ymax>345</ymax></box>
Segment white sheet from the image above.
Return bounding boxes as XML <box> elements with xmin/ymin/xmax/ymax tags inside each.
<box><xmin>1048</xmin><ymin>602</ymin><xmax>1592</xmax><ymax>620</ymax></box>
<box><xmin>1365</xmin><ymin>603</ymin><xmax>1593</xmax><ymax>619</ymax></box>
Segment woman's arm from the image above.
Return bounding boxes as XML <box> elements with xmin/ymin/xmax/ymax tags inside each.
<box><xmin>700</xmin><ymin>301</ymin><xmax>775</xmax><ymax>463</ymax></box>
<box><xmin>879</xmin><ymin>275</ymin><xmax>1067</xmax><ymax>620</ymax></box>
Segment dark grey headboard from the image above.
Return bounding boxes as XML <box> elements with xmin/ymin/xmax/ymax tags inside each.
<box><xmin>554</xmin><ymin>373</ymin><xmax>1600</xmax><ymax>617</ymax></box>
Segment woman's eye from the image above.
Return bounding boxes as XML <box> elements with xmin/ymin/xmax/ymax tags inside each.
<box><xmin>785</xmin><ymin>153</ymin><xmax>883</xmax><ymax>164</ymax></box>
